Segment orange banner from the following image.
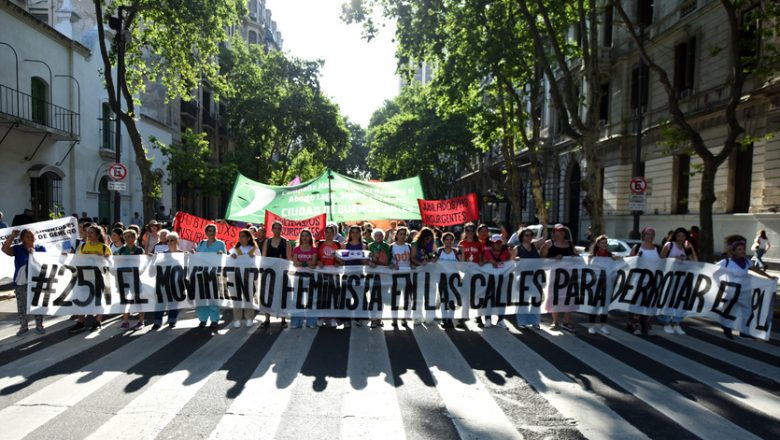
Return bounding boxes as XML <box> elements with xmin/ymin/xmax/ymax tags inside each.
<box><xmin>173</xmin><ymin>211</ymin><xmax>242</xmax><ymax>249</ymax></box>
<box><xmin>264</xmin><ymin>211</ymin><xmax>327</xmax><ymax>241</ymax></box>
<box><xmin>417</xmin><ymin>193</ymin><xmax>480</xmax><ymax>226</ymax></box>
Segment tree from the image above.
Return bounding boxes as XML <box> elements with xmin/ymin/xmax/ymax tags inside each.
<box><xmin>613</xmin><ymin>0</ymin><xmax>780</xmax><ymax>260</ymax></box>
<box><xmin>514</xmin><ymin>0</ymin><xmax>607</xmax><ymax>234</ymax></box>
<box><xmin>93</xmin><ymin>0</ymin><xmax>244</xmax><ymax>220</ymax></box>
<box><xmin>343</xmin><ymin>0</ymin><xmax>549</xmax><ymax>226</ymax></box>
<box><xmin>333</xmin><ymin>120</ymin><xmax>374</xmax><ymax>179</ymax></box>
<box><xmin>223</xmin><ymin>41</ymin><xmax>351</xmax><ymax>185</ymax></box>
<box><xmin>366</xmin><ymin>83</ymin><xmax>480</xmax><ymax>198</ymax></box>
<box><xmin>154</xmin><ymin>129</ymin><xmax>238</xmax><ymax>196</ymax></box>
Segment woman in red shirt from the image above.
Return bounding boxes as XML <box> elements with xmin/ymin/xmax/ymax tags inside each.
<box><xmin>317</xmin><ymin>223</ymin><xmax>341</xmax><ymax>327</ymax></box>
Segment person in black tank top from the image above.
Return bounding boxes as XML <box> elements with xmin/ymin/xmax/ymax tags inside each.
<box><xmin>540</xmin><ymin>224</ymin><xmax>579</xmax><ymax>333</ymax></box>
<box><xmin>261</xmin><ymin>221</ymin><xmax>290</xmax><ymax>327</ymax></box>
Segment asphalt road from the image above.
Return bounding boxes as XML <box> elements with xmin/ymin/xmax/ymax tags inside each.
<box><xmin>0</xmin><ymin>306</ymin><xmax>777</xmax><ymax>440</ymax></box>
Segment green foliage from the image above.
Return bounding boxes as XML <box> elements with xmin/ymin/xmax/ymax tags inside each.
<box><xmin>103</xmin><ymin>0</ymin><xmax>245</xmax><ymax>102</ymax></box>
<box><xmin>223</xmin><ymin>41</ymin><xmax>351</xmax><ymax>186</ymax></box>
<box><xmin>154</xmin><ymin>130</ymin><xmax>238</xmax><ymax>196</ymax></box>
<box><xmin>366</xmin><ymin>83</ymin><xmax>479</xmax><ymax>197</ymax></box>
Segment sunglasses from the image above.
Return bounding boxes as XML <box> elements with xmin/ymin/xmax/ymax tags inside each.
<box><xmin>167</xmin><ymin>239</ymin><xmax>177</xmax><ymax>243</ymax></box>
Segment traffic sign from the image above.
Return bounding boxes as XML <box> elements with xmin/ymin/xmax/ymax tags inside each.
<box><xmin>107</xmin><ymin>163</ymin><xmax>128</xmax><ymax>181</ymax></box>
<box><xmin>107</xmin><ymin>181</ymin><xmax>126</xmax><ymax>191</ymax></box>
<box><xmin>629</xmin><ymin>194</ymin><xmax>646</xmax><ymax>211</ymax></box>
<box><xmin>629</xmin><ymin>176</ymin><xmax>647</xmax><ymax>195</ymax></box>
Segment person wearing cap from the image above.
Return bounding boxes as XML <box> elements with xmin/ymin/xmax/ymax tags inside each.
<box><xmin>481</xmin><ymin>234</ymin><xmax>512</xmax><ymax>329</ymax></box>
<box><xmin>716</xmin><ymin>234</ymin><xmax>776</xmax><ymax>339</ymax></box>
<box><xmin>628</xmin><ymin>227</ymin><xmax>661</xmax><ymax>335</ymax></box>
<box><xmin>541</xmin><ymin>223</ymin><xmax>579</xmax><ymax>332</ymax></box>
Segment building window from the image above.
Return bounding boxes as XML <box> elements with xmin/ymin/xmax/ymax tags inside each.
<box><xmin>30</xmin><ymin>76</ymin><xmax>48</xmax><ymax>125</ymax></box>
<box><xmin>101</xmin><ymin>103</ymin><xmax>114</xmax><ymax>150</ymax></box>
<box><xmin>637</xmin><ymin>0</ymin><xmax>654</xmax><ymax>26</ymax></box>
<box><xmin>248</xmin><ymin>30</ymin><xmax>258</xmax><ymax>45</ymax></box>
<box><xmin>728</xmin><ymin>144</ymin><xmax>753</xmax><ymax>213</ymax></box>
<box><xmin>674</xmin><ymin>38</ymin><xmax>696</xmax><ymax>98</ymax></box>
<box><xmin>739</xmin><ymin>6</ymin><xmax>760</xmax><ymax>73</ymax></box>
<box><xmin>603</xmin><ymin>3</ymin><xmax>613</xmax><ymax>47</ymax></box>
<box><xmin>672</xmin><ymin>154</ymin><xmax>690</xmax><ymax>214</ymax></box>
<box><xmin>599</xmin><ymin>82</ymin><xmax>610</xmax><ymax>123</ymax></box>
<box><xmin>630</xmin><ymin>65</ymin><xmax>649</xmax><ymax>111</ymax></box>
<box><xmin>31</xmin><ymin>172</ymin><xmax>63</xmax><ymax>220</ymax></box>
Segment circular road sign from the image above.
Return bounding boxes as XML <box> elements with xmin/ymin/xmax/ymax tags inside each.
<box><xmin>107</xmin><ymin>163</ymin><xmax>128</xmax><ymax>181</ymax></box>
<box><xmin>629</xmin><ymin>176</ymin><xmax>647</xmax><ymax>195</ymax></box>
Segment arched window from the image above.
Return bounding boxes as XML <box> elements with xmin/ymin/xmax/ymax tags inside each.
<box><xmin>98</xmin><ymin>176</ymin><xmax>115</xmax><ymax>224</ymax></box>
<box><xmin>101</xmin><ymin>103</ymin><xmax>114</xmax><ymax>149</ymax></box>
<box><xmin>248</xmin><ymin>30</ymin><xmax>258</xmax><ymax>45</ymax></box>
<box><xmin>31</xmin><ymin>76</ymin><xmax>48</xmax><ymax>125</ymax></box>
<box><xmin>30</xmin><ymin>171</ymin><xmax>63</xmax><ymax>220</ymax></box>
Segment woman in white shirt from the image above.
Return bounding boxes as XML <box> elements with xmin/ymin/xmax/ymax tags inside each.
<box><xmin>752</xmin><ymin>229</ymin><xmax>770</xmax><ymax>270</ymax></box>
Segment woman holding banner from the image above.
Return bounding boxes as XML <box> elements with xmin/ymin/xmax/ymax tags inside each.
<box><xmin>317</xmin><ymin>223</ymin><xmax>342</xmax><ymax>327</ymax></box>
<box><xmin>514</xmin><ymin>228</ymin><xmax>542</xmax><ymax>330</ymax></box>
<box><xmin>230</xmin><ymin>229</ymin><xmax>259</xmax><ymax>328</ymax></box>
<box><xmin>143</xmin><ymin>220</ymin><xmax>161</xmax><ymax>254</ymax></box>
<box><xmin>116</xmin><ymin>229</ymin><xmax>146</xmax><ymax>330</ymax></box>
<box><xmin>261</xmin><ymin>221</ymin><xmax>290</xmax><ymax>328</ymax></box>
<box><xmin>717</xmin><ymin>235</ymin><xmax>775</xmax><ymax>339</ymax></box>
<box><xmin>2</xmin><ymin>229</ymin><xmax>47</xmax><ymax>336</ymax></box>
<box><xmin>291</xmin><ymin>229</ymin><xmax>318</xmax><ymax>329</ymax></box>
<box><xmin>540</xmin><ymin>224</ymin><xmax>579</xmax><ymax>333</ymax></box>
<box><xmin>340</xmin><ymin>225</ymin><xmax>368</xmax><ymax>327</ymax></box>
<box><xmin>68</xmin><ymin>225</ymin><xmax>112</xmax><ymax>333</ymax></box>
<box><xmin>194</xmin><ymin>224</ymin><xmax>226</xmax><ymax>331</ymax></box>
<box><xmin>587</xmin><ymin>235</ymin><xmax>620</xmax><ymax>335</ymax></box>
<box><xmin>659</xmin><ymin>227</ymin><xmax>698</xmax><ymax>335</ymax></box>
<box><xmin>627</xmin><ymin>227</ymin><xmax>660</xmax><ymax>336</ymax></box>
<box><xmin>152</xmin><ymin>231</ymin><xmax>182</xmax><ymax>330</ymax></box>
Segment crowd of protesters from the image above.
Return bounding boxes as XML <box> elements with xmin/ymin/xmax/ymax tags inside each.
<box><xmin>2</xmin><ymin>213</ymin><xmax>774</xmax><ymax>341</ymax></box>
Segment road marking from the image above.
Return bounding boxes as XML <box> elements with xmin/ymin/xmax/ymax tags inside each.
<box><xmin>0</xmin><ymin>319</ymin><xmax>198</xmax><ymax>440</ymax></box>
<box><xmin>84</xmin><ymin>323</ymin><xmax>255</xmax><ymax>440</ymax></box>
<box><xmin>412</xmin><ymin>324</ymin><xmax>524</xmax><ymax>440</ymax></box>
<box><xmin>208</xmin><ymin>328</ymin><xmax>318</xmax><ymax>440</ymax></box>
<box><xmin>475</xmin><ymin>321</ymin><xmax>649</xmax><ymax>440</ymax></box>
<box><xmin>536</xmin><ymin>326</ymin><xmax>762</xmax><ymax>440</ymax></box>
<box><xmin>340</xmin><ymin>326</ymin><xmax>405</xmax><ymax>439</ymax></box>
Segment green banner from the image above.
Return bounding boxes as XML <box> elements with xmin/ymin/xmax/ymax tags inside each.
<box><xmin>225</xmin><ymin>170</ymin><xmax>424</xmax><ymax>223</ymax></box>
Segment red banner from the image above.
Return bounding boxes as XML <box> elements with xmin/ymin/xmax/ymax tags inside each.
<box><xmin>417</xmin><ymin>193</ymin><xmax>480</xmax><ymax>226</ymax></box>
<box><xmin>264</xmin><ymin>211</ymin><xmax>327</xmax><ymax>241</ymax></box>
<box><xmin>173</xmin><ymin>211</ymin><xmax>243</xmax><ymax>249</ymax></box>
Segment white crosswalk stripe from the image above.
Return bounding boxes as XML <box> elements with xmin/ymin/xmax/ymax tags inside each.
<box><xmin>0</xmin><ymin>315</ymin><xmax>776</xmax><ymax>440</ymax></box>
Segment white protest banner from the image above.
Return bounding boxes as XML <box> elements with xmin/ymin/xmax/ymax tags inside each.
<box><xmin>26</xmin><ymin>254</ymin><xmax>775</xmax><ymax>339</ymax></box>
<box><xmin>0</xmin><ymin>217</ymin><xmax>79</xmax><ymax>284</ymax></box>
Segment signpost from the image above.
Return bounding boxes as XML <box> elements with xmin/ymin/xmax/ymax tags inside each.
<box><xmin>629</xmin><ymin>176</ymin><xmax>647</xmax><ymax>212</ymax></box>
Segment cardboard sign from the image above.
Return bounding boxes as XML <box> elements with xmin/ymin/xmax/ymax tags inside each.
<box><xmin>173</xmin><ymin>211</ymin><xmax>242</xmax><ymax>249</ymax></box>
<box><xmin>417</xmin><ymin>193</ymin><xmax>480</xmax><ymax>226</ymax></box>
<box><xmin>264</xmin><ymin>211</ymin><xmax>327</xmax><ymax>241</ymax></box>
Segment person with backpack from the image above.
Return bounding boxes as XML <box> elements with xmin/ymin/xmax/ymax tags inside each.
<box><xmin>659</xmin><ymin>227</ymin><xmax>698</xmax><ymax>335</ymax></box>
<box><xmin>717</xmin><ymin>235</ymin><xmax>776</xmax><ymax>339</ymax></box>
<box><xmin>627</xmin><ymin>227</ymin><xmax>660</xmax><ymax>335</ymax></box>
<box><xmin>482</xmin><ymin>234</ymin><xmax>512</xmax><ymax>329</ymax></box>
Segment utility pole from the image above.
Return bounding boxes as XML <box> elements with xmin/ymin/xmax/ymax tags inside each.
<box><xmin>630</xmin><ymin>25</ymin><xmax>645</xmax><ymax>239</ymax></box>
<box><xmin>327</xmin><ymin>169</ymin><xmax>334</xmax><ymax>222</ymax></box>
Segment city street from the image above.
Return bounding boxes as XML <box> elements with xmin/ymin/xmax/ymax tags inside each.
<box><xmin>0</xmin><ymin>295</ymin><xmax>777</xmax><ymax>440</ymax></box>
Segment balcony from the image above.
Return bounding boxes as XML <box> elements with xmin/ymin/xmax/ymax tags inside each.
<box><xmin>180</xmin><ymin>99</ymin><xmax>198</xmax><ymax>120</ymax></box>
<box><xmin>0</xmin><ymin>83</ymin><xmax>79</xmax><ymax>140</ymax></box>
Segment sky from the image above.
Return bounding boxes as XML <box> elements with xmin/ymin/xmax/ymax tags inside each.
<box><xmin>265</xmin><ymin>0</ymin><xmax>399</xmax><ymax>128</ymax></box>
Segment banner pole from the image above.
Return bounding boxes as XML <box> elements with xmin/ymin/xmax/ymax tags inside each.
<box><xmin>327</xmin><ymin>169</ymin><xmax>334</xmax><ymax>222</ymax></box>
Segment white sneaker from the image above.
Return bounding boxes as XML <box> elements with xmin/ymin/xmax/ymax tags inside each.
<box><xmin>245</xmin><ymin>319</ymin><xmax>254</xmax><ymax>327</ymax></box>
<box><xmin>663</xmin><ymin>324</ymin><xmax>674</xmax><ymax>334</ymax></box>
<box><xmin>232</xmin><ymin>320</ymin><xmax>241</xmax><ymax>328</ymax></box>
<box><xmin>588</xmin><ymin>326</ymin><xmax>598</xmax><ymax>334</ymax></box>
<box><xmin>673</xmin><ymin>325</ymin><xmax>686</xmax><ymax>335</ymax></box>
<box><xmin>484</xmin><ymin>319</ymin><xmax>493</xmax><ymax>328</ymax></box>
<box><xmin>496</xmin><ymin>319</ymin><xmax>508</xmax><ymax>329</ymax></box>
<box><xmin>599</xmin><ymin>326</ymin><xmax>610</xmax><ymax>335</ymax></box>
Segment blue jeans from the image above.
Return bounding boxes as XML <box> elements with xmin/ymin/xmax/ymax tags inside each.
<box><xmin>516</xmin><ymin>313</ymin><xmax>541</xmax><ymax>326</ymax></box>
<box><xmin>755</xmin><ymin>248</ymin><xmax>767</xmax><ymax>269</ymax></box>
<box><xmin>290</xmin><ymin>317</ymin><xmax>317</xmax><ymax>327</ymax></box>
<box><xmin>657</xmin><ymin>315</ymin><xmax>683</xmax><ymax>325</ymax></box>
<box><xmin>153</xmin><ymin>309</ymin><xmax>179</xmax><ymax>326</ymax></box>
<box><xmin>196</xmin><ymin>306</ymin><xmax>220</xmax><ymax>324</ymax></box>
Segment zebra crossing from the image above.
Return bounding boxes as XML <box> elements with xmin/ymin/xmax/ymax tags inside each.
<box><xmin>0</xmin><ymin>311</ymin><xmax>778</xmax><ymax>440</ymax></box>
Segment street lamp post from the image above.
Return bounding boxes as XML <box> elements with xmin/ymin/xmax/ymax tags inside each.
<box><xmin>109</xmin><ymin>7</ymin><xmax>124</xmax><ymax>224</ymax></box>
<box><xmin>630</xmin><ymin>25</ymin><xmax>645</xmax><ymax>240</ymax></box>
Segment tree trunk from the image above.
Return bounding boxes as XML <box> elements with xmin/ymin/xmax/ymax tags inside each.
<box><xmin>581</xmin><ymin>134</ymin><xmax>604</xmax><ymax>236</ymax></box>
<box><xmin>122</xmin><ymin>115</ymin><xmax>157</xmax><ymax>222</ymax></box>
<box><xmin>698</xmin><ymin>159</ymin><xmax>718</xmax><ymax>262</ymax></box>
<box><xmin>529</xmin><ymin>159</ymin><xmax>547</xmax><ymax>225</ymax></box>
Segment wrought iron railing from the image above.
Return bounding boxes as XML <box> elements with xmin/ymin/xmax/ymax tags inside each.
<box><xmin>0</xmin><ymin>83</ymin><xmax>80</xmax><ymax>137</ymax></box>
